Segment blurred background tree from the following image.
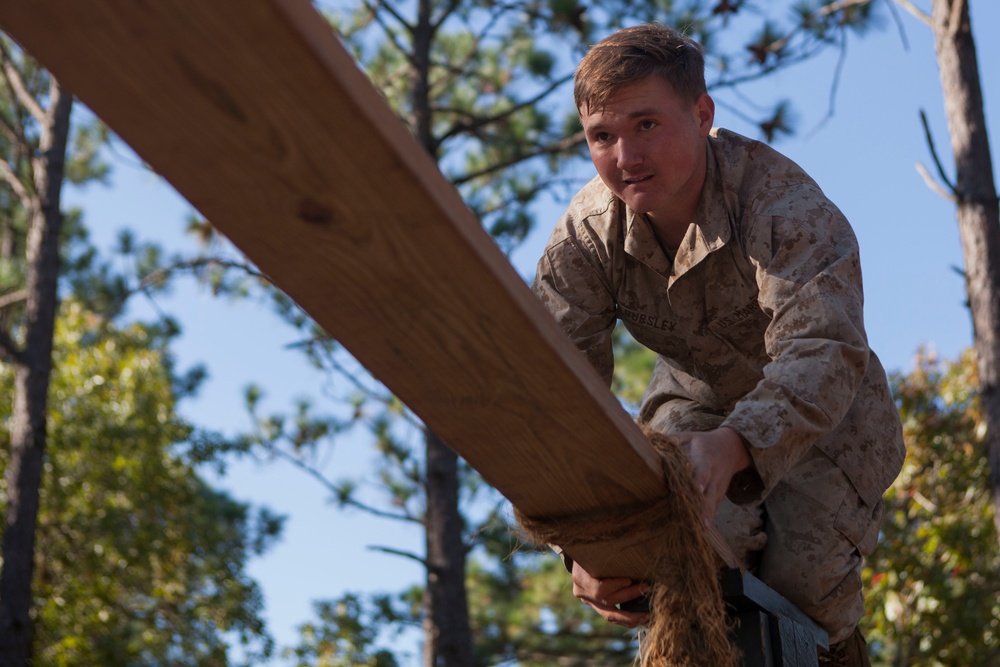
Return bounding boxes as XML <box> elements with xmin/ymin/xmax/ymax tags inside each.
<box><xmin>863</xmin><ymin>350</ymin><xmax>999</xmax><ymax>666</ymax></box>
<box><xmin>0</xmin><ymin>37</ymin><xmax>282</xmax><ymax>666</ymax></box>
<box><xmin>0</xmin><ymin>302</ymin><xmax>282</xmax><ymax>665</ymax></box>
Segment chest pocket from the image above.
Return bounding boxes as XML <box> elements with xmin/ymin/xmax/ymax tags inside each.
<box><xmin>705</xmin><ymin>241</ymin><xmax>771</xmax><ymax>360</ymax></box>
<box><xmin>614</xmin><ymin>257</ymin><xmax>691</xmax><ymax>364</ymax></box>
<box><xmin>707</xmin><ymin>297</ymin><xmax>770</xmax><ymax>358</ymax></box>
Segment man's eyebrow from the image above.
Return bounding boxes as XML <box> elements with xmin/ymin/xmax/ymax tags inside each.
<box><xmin>584</xmin><ymin>108</ymin><xmax>659</xmax><ymax>133</ymax></box>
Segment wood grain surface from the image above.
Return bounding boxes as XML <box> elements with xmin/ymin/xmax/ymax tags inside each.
<box><xmin>0</xmin><ymin>0</ymin><xmax>735</xmax><ymax>578</ymax></box>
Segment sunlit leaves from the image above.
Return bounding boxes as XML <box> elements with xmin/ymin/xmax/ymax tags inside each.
<box><xmin>0</xmin><ymin>302</ymin><xmax>279</xmax><ymax>666</ymax></box>
<box><xmin>285</xmin><ymin>594</ymin><xmax>405</xmax><ymax>667</ymax></box>
<box><xmin>863</xmin><ymin>350</ymin><xmax>1000</xmax><ymax>666</ymax></box>
<box><xmin>465</xmin><ymin>515</ymin><xmax>639</xmax><ymax>666</ymax></box>
<box><xmin>611</xmin><ymin>324</ymin><xmax>658</xmax><ymax>412</ymax></box>
<box><xmin>64</xmin><ymin>117</ymin><xmax>110</xmax><ymax>186</ymax></box>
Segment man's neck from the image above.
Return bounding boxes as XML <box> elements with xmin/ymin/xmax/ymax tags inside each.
<box><xmin>648</xmin><ymin>216</ymin><xmax>688</xmax><ymax>256</ymax></box>
<box><xmin>645</xmin><ymin>146</ymin><xmax>708</xmax><ymax>254</ymax></box>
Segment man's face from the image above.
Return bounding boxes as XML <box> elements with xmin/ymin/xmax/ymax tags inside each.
<box><xmin>580</xmin><ymin>77</ymin><xmax>714</xmax><ymax>228</ymax></box>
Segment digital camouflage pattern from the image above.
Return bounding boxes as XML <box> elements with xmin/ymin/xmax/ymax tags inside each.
<box><xmin>533</xmin><ymin>128</ymin><xmax>904</xmax><ymax>510</ymax></box>
<box><xmin>533</xmin><ymin>128</ymin><xmax>905</xmax><ymax>644</ymax></box>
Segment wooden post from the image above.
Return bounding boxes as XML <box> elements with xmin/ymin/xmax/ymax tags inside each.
<box><xmin>721</xmin><ymin>568</ymin><xmax>829</xmax><ymax>666</ymax></box>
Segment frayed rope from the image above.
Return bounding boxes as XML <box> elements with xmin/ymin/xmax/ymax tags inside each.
<box><xmin>515</xmin><ymin>427</ymin><xmax>739</xmax><ymax>667</ymax></box>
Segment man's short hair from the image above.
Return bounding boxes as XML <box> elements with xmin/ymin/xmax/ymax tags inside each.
<box><xmin>574</xmin><ymin>24</ymin><xmax>707</xmax><ymax>113</ymax></box>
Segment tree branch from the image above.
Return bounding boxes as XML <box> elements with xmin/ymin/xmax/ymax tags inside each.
<box><xmin>440</xmin><ymin>4</ymin><xmax>506</xmax><ymax>85</ymax></box>
<box><xmin>261</xmin><ymin>438</ymin><xmax>423</xmax><ymax>524</ymax></box>
<box><xmin>437</xmin><ymin>72</ymin><xmax>574</xmax><ymax>145</ymax></box>
<box><xmin>817</xmin><ymin>0</ymin><xmax>880</xmax><ymax>17</ymax></box>
<box><xmin>0</xmin><ymin>155</ymin><xmax>32</xmax><ymax>207</ymax></box>
<box><xmin>0</xmin><ymin>110</ymin><xmax>31</xmax><ymax>160</ymax></box>
<box><xmin>371</xmin><ymin>0</ymin><xmax>414</xmax><ymax>33</ymax></box>
<box><xmin>367</xmin><ymin>545</ymin><xmax>428</xmax><ymax>567</ymax></box>
<box><xmin>884</xmin><ymin>0</ymin><xmax>912</xmax><ymax>50</ymax></box>
<box><xmin>472</xmin><ymin>179</ymin><xmax>551</xmax><ymax>219</ymax></box>
<box><xmin>796</xmin><ymin>29</ymin><xmax>850</xmax><ymax>140</ymax></box>
<box><xmin>0</xmin><ymin>289</ymin><xmax>27</xmax><ymax>311</ymax></box>
<box><xmin>141</xmin><ymin>257</ymin><xmax>270</xmax><ymax>288</ymax></box>
<box><xmin>0</xmin><ymin>327</ymin><xmax>24</xmax><ymax>364</ymax></box>
<box><xmin>0</xmin><ymin>41</ymin><xmax>46</xmax><ymax>124</ymax></box>
<box><xmin>916</xmin><ymin>161</ymin><xmax>958</xmax><ymax>203</ymax></box>
<box><xmin>919</xmin><ymin>108</ymin><xmax>957</xmax><ymax>196</ymax></box>
<box><xmin>450</xmin><ymin>130</ymin><xmax>585</xmax><ymax>187</ymax></box>
<box><xmin>357</xmin><ymin>0</ymin><xmax>414</xmax><ymax>60</ymax></box>
<box><xmin>710</xmin><ymin>46</ymin><xmax>823</xmax><ymax>90</ymax></box>
<box><xmin>893</xmin><ymin>0</ymin><xmax>931</xmax><ymax>25</ymax></box>
<box><xmin>430</xmin><ymin>0</ymin><xmax>463</xmax><ymax>32</ymax></box>
<box><xmin>285</xmin><ymin>339</ymin><xmax>426</xmax><ymax>429</ymax></box>
<box><xmin>948</xmin><ymin>0</ymin><xmax>966</xmax><ymax>38</ymax></box>
<box><xmin>340</xmin><ymin>492</ymin><xmax>424</xmax><ymax>524</ymax></box>
<box><xmin>89</xmin><ymin>255</ymin><xmax>271</xmax><ymax>329</ymax></box>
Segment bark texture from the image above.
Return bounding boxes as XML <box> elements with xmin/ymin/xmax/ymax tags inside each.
<box><xmin>423</xmin><ymin>430</ymin><xmax>475</xmax><ymax>667</ymax></box>
<box><xmin>410</xmin><ymin>0</ymin><xmax>475</xmax><ymax>663</ymax></box>
<box><xmin>0</xmin><ymin>80</ymin><xmax>72</xmax><ymax>667</ymax></box>
<box><xmin>931</xmin><ymin>0</ymin><xmax>1000</xmax><ymax>541</ymax></box>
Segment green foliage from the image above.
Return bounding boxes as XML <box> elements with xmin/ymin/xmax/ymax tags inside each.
<box><xmin>611</xmin><ymin>324</ymin><xmax>658</xmax><ymax>412</ymax></box>
<box><xmin>0</xmin><ymin>302</ymin><xmax>281</xmax><ymax>666</ymax></box>
<box><xmin>464</xmin><ymin>512</ymin><xmax>639</xmax><ymax>666</ymax></box>
<box><xmin>64</xmin><ymin>116</ymin><xmax>111</xmax><ymax>185</ymax></box>
<box><xmin>863</xmin><ymin>350</ymin><xmax>1000</xmax><ymax>666</ymax></box>
<box><xmin>284</xmin><ymin>594</ymin><xmax>404</xmax><ymax>667</ymax></box>
<box><xmin>283</xmin><ymin>508</ymin><xmax>640</xmax><ymax>667</ymax></box>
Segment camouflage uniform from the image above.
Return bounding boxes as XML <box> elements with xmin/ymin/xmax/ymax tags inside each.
<box><xmin>532</xmin><ymin>128</ymin><xmax>905</xmax><ymax>644</ymax></box>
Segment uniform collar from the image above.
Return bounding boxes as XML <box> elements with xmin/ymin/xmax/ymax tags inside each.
<box><xmin>671</xmin><ymin>138</ymin><xmax>732</xmax><ymax>280</ymax></box>
<box><xmin>624</xmin><ymin>207</ymin><xmax>672</xmax><ymax>277</ymax></box>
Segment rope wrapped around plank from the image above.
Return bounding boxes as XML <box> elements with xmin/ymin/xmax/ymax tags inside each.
<box><xmin>516</xmin><ymin>428</ymin><xmax>741</xmax><ymax>667</ymax></box>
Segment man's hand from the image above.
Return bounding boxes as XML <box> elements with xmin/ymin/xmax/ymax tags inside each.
<box><xmin>572</xmin><ymin>561</ymin><xmax>650</xmax><ymax>628</ymax></box>
<box><xmin>673</xmin><ymin>426</ymin><xmax>752</xmax><ymax>525</ymax></box>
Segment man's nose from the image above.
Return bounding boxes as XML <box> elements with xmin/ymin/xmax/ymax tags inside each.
<box><xmin>615</xmin><ymin>138</ymin><xmax>642</xmax><ymax>170</ymax></box>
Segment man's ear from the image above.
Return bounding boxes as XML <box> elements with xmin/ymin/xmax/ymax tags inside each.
<box><xmin>695</xmin><ymin>93</ymin><xmax>715</xmax><ymax>136</ymax></box>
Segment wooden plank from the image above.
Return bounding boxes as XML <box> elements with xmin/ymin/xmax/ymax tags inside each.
<box><xmin>0</xmin><ymin>0</ymin><xmax>682</xmax><ymax>578</ymax></box>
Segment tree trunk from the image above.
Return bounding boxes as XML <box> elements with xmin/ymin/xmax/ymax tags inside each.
<box><xmin>423</xmin><ymin>429</ymin><xmax>475</xmax><ymax>667</ymax></box>
<box><xmin>409</xmin><ymin>1</ymin><xmax>474</xmax><ymax>664</ymax></box>
<box><xmin>0</xmin><ymin>80</ymin><xmax>72</xmax><ymax>667</ymax></box>
<box><xmin>930</xmin><ymin>0</ymin><xmax>1000</xmax><ymax>543</ymax></box>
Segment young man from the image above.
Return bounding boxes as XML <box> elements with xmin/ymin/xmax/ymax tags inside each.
<box><xmin>532</xmin><ymin>24</ymin><xmax>905</xmax><ymax>665</ymax></box>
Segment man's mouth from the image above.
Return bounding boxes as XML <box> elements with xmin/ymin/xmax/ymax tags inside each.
<box><xmin>623</xmin><ymin>175</ymin><xmax>653</xmax><ymax>185</ymax></box>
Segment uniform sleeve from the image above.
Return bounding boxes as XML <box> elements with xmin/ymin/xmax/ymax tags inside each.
<box><xmin>531</xmin><ymin>221</ymin><xmax>618</xmax><ymax>386</ymax></box>
<box><xmin>721</xmin><ymin>185</ymin><xmax>870</xmax><ymax>500</ymax></box>
<box><xmin>639</xmin><ymin>357</ymin><xmax>725</xmax><ymax>432</ymax></box>
<box><xmin>639</xmin><ymin>357</ymin><xmax>765</xmax><ymax>504</ymax></box>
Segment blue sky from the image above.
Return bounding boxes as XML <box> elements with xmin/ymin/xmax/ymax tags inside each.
<box><xmin>61</xmin><ymin>2</ymin><xmax>998</xmax><ymax>664</ymax></box>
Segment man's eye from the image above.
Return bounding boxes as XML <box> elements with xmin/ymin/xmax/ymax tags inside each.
<box><xmin>594</xmin><ymin>132</ymin><xmax>610</xmax><ymax>143</ymax></box>
<box><xmin>639</xmin><ymin>120</ymin><xmax>656</xmax><ymax>131</ymax></box>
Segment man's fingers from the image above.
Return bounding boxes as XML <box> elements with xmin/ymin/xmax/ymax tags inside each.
<box><xmin>570</xmin><ymin>561</ymin><xmax>652</xmax><ymax>628</ymax></box>
<box><xmin>581</xmin><ymin>598</ymin><xmax>649</xmax><ymax>628</ymax></box>
<box><xmin>579</xmin><ymin>580</ymin><xmax>647</xmax><ymax>606</ymax></box>
<box><xmin>572</xmin><ymin>575</ymin><xmax>639</xmax><ymax>602</ymax></box>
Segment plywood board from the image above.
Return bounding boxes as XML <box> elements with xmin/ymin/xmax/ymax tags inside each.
<box><xmin>0</xmin><ymin>0</ymin><xmax>729</xmax><ymax>578</ymax></box>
